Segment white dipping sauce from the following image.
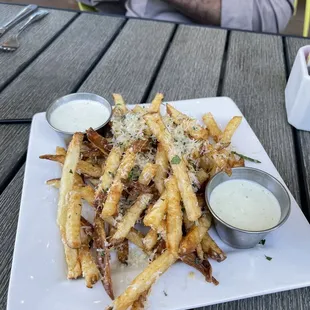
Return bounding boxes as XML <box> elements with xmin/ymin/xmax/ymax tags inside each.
<box><xmin>50</xmin><ymin>100</ymin><xmax>110</xmax><ymax>132</ymax></box>
<box><xmin>210</xmin><ymin>179</ymin><xmax>281</xmax><ymax>231</ymax></box>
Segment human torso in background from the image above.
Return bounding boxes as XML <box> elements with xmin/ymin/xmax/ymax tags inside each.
<box><xmin>125</xmin><ymin>0</ymin><xmax>294</xmax><ymax>33</ymax></box>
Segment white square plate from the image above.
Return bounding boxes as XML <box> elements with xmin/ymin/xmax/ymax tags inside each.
<box><xmin>7</xmin><ymin>97</ymin><xmax>310</xmax><ymax>310</ymax></box>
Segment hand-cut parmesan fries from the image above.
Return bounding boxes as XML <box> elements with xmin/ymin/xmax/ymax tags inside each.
<box><xmin>40</xmin><ymin>92</ymin><xmax>244</xmax><ymax>309</ymax></box>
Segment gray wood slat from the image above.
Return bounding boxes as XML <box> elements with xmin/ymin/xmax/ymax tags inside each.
<box><xmin>0</xmin><ymin>4</ymin><xmax>76</xmax><ymax>91</ymax></box>
<box><xmin>0</xmin><ymin>166</ymin><xmax>24</xmax><ymax>310</ymax></box>
<box><xmin>148</xmin><ymin>25</ymin><xmax>227</xmax><ymax>101</ymax></box>
<box><xmin>0</xmin><ymin>13</ymin><xmax>124</xmax><ymax>119</ymax></box>
<box><xmin>0</xmin><ymin>124</ymin><xmax>29</xmax><ymax>189</ymax></box>
<box><xmin>79</xmin><ymin>19</ymin><xmax>175</xmax><ymax>104</ymax></box>
<box><xmin>284</xmin><ymin>37</ymin><xmax>310</xmax><ymax>209</ymax></box>
<box><xmin>221</xmin><ymin>32</ymin><xmax>300</xmax><ymax>204</ymax></box>
<box><xmin>196</xmin><ymin>286</ymin><xmax>310</xmax><ymax>310</ymax></box>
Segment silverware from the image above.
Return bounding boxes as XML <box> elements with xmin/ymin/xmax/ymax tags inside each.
<box><xmin>0</xmin><ymin>4</ymin><xmax>38</xmax><ymax>38</ymax></box>
<box><xmin>0</xmin><ymin>10</ymin><xmax>49</xmax><ymax>52</ymax></box>
<box><xmin>205</xmin><ymin>167</ymin><xmax>291</xmax><ymax>249</ymax></box>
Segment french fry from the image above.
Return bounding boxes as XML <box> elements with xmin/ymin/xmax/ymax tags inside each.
<box><xmin>40</xmin><ymin>154</ymin><xmax>102</xmax><ymax>178</ymax></box>
<box><xmin>154</xmin><ymin>143</ymin><xmax>168</xmax><ymax>194</ymax></box>
<box><xmin>57</xmin><ymin>132</ymin><xmax>83</xmax><ymax>231</ymax></box>
<box><xmin>138</xmin><ymin>163</ymin><xmax>158</xmax><ymax>186</ymax></box>
<box><xmin>144</xmin><ymin>113</ymin><xmax>201</xmax><ymax>222</ymax></box>
<box><xmin>117</xmin><ymin>239</ymin><xmax>129</xmax><ymax>265</ymax></box>
<box><xmin>220</xmin><ymin>116</ymin><xmax>242</xmax><ymax>145</ymax></box>
<box><xmin>113</xmin><ymin>93</ymin><xmax>128</xmax><ymax>116</ymax></box>
<box><xmin>166</xmin><ymin>103</ymin><xmax>208</xmax><ymax>140</ymax></box>
<box><xmin>93</xmin><ymin>215</ymin><xmax>114</xmax><ymax>299</ymax></box>
<box><xmin>183</xmin><ymin>210</ymin><xmax>194</xmax><ymax>231</ymax></box>
<box><xmin>79</xmin><ymin>245</ymin><xmax>100</xmax><ymax>288</ymax></box>
<box><xmin>101</xmin><ymin>147</ymin><xmax>136</xmax><ymax>218</ymax></box>
<box><xmin>179</xmin><ymin>213</ymin><xmax>212</xmax><ymax>255</ymax></box>
<box><xmin>201</xmin><ymin>233</ymin><xmax>227</xmax><ymax>262</ymax></box>
<box><xmin>165</xmin><ymin>176</ymin><xmax>182</xmax><ymax>256</ymax></box>
<box><xmin>143</xmin><ymin>192</ymin><xmax>167</xmax><ymax>230</ymax></box>
<box><xmin>132</xmin><ymin>105</ymin><xmax>146</xmax><ymax>115</ymax></box>
<box><xmin>202</xmin><ymin>113</ymin><xmax>222</xmax><ymax>142</ymax></box>
<box><xmin>46</xmin><ymin>179</ymin><xmax>95</xmax><ymax>207</ymax></box>
<box><xmin>196</xmin><ymin>168</ymin><xmax>209</xmax><ymax>186</ymax></box>
<box><xmin>148</xmin><ymin>92</ymin><xmax>164</xmax><ymax>113</ymax></box>
<box><xmin>111</xmin><ymin>250</ymin><xmax>177</xmax><ymax>310</ymax></box>
<box><xmin>66</xmin><ymin>191</ymin><xmax>82</xmax><ymax>249</ymax></box>
<box><xmin>104</xmin><ymin>216</ymin><xmax>148</xmax><ymax>254</ymax></box>
<box><xmin>86</xmin><ymin>128</ymin><xmax>111</xmax><ymax>156</ymax></box>
<box><xmin>157</xmin><ymin>220</ymin><xmax>167</xmax><ymax>241</ymax></box>
<box><xmin>62</xmin><ymin>234</ymin><xmax>82</xmax><ymax>279</ymax></box>
<box><xmin>111</xmin><ymin>194</ymin><xmax>153</xmax><ymax>243</ymax></box>
<box><xmin>131</xmin><ymin>289</ymin><xmax>150</xmax><ymax>310</ymax></box>
<box><xmin>143</xmin><ymin>228</ymin><xmax>158</xmax><ymax>251</ymax></box>
<box><xmin>180</xmin><ymin>252</ymin><xmax>213</xmax><ymax>283</ymax></box>
<box><xmin>95</xmin><ymin>147</ymin><xmax>122</xmax><ymax>209</ymax></box>
<box><xmin>196</xmin><ymin>243</ymin><xmax>204</xmax><ymax>261</ymax></box>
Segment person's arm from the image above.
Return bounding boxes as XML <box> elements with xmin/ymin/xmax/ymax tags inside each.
<box><xmin>163</xmin><ymin>0</ymin><xmax>293</xmax><ymax>33</ymax></box>
<box><xmin>221</xmin><ymin>0</ymin><xmax>294</xmax><ymax>33</ymax></box>
<box><xmin>163</xmin><ymin>0</ymin><xmax>221</xmax><ymax>25</ymax></box>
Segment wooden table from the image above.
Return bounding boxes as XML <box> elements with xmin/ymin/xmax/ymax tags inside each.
<box><xmin>1</xmin><ymin>3</ymin><xmax>310</xmax><ymax>310</ymax></box>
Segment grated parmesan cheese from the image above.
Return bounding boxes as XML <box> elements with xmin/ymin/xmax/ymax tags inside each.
<box><xmin>163</xmin><ymin>115</ymin><xmax>202</xmax><ymax>160</ymax></box>
<box><xmin>111</xmin><ymin>113</ymin><xmax>149</xmax><ymax>147</ymax></box>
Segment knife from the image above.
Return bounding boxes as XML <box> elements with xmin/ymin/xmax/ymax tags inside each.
<box><xmin>0</xmin><ymin>4</ymin><xmax>38</xmax><ymax>38</ymax></box>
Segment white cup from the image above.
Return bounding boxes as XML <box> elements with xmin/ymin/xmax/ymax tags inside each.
<box><xmin>285</xmin><ymin>45</ymin><xmax>310</xmax><ymax>131</ymax></box>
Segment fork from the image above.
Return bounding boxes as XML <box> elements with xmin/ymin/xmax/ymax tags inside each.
<box><xmin>0</xmin><ymin>10</ymin><xmax>49</xmax><ymax>52</ymax></box>
<box><xmin>0</xmin><ymin>4</ymin><xmax>38</xmax><ymax>38</ymax></box>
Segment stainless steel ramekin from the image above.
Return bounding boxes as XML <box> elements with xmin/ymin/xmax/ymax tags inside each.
<box><xmin>205</xmin><ymin>167</ymin><xmax>291</xmax><ymax>249</ymax></box>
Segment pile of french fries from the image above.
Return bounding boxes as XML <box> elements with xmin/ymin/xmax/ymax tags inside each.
<box><xmin>40</xmin><ymin>93</ymin><xmax>243</xmax><ymax>310</ymax></box>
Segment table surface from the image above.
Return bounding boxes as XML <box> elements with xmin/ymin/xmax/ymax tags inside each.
<box><xmin>1</xmin><ymin>3</ymin><xmax>310</xmax><ymax>310</ymax></box>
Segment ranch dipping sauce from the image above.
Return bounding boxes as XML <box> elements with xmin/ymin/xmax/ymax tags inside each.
<box><xmin>50</xmin><ymin>99</ymin><xmax>111</xmax><ymax>133</ymax></box>
<box><xmin>210</xmin><ymin>179</ymin><xmax>281</xmax><ymax>231</ymax></box>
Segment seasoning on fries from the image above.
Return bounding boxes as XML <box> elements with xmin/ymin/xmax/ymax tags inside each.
<box><xmin>40</xmin><ymin>92</ymin><xmax>245</xmax><ymax>309</ymax></box>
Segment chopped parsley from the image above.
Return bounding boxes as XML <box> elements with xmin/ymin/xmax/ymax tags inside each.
<box><xmin>195</xmin><ymin>257</ymin><xmax>200</xmax><ymax>265</ymax></box>
<box><xmin>69</xmin><ymin>169</ymin><xmax>73</xmax><ymax>174</ymax></box>
<box><xmin>128</xmin><ymin>166</ymin><xmax>140</xmax><ymax>181</ymax></box>
<box><xmin>265</xmin><ymin>255</ymin><xmax>272</xmax><ymax>261</ymax></box>
<box><xmin>259</xmin><ymin>239</ymin><xmax>266</xmax><ymax>245</ymax></box>
<box><xmin>171</xmin><ymin>155</ymin><xmax>181</xmax><ymax>165</ymax></box>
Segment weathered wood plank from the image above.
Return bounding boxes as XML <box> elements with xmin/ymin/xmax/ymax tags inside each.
<box><xmin>0</xmin><ymin>124</ymin><xmax>29</xmax><ymax>190</ymax></box>
<box><xmin>79</xmin><ymin>19</ymin><xmax>175</xmax><ymax>104</ymax></box>
<box><xmin>0</xmin><ymin>13</ymin><xmax>124</xmax><ymax>119</ymax></box>
<box><xmin>148</xmin><ymin>25</ymin><xmax>227</xmax><ymax>101</ymax></box>
<box><xmin>284</xmin><ymin>36</ymin><xmax>310</xmax><ymax>214</ymax></box>
<box><xmin>0</xmin><ymin>166</ymin><xmax>24</xmax><ymax>310</ymax></box>
<box><xmin>197</xmin><ymin>287</ymin><xmax>310</xmax><ymax>310</ymax></box>
<box><xmin>0</xmin><ymin>4</ymin><xmax>76</xmax><ymax>91</ymax></box>
<box><xmin>221</xmin><ymin>32</ymin><xmax>300</xmax><ymax>204</ymax></box>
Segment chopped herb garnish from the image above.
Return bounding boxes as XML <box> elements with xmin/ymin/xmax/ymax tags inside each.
<box><xmin>128</xmin><ymin>166</ymin><xmax>140</xmax><ymax>181</ymax></box>
<box><xmin>265</xmin><ymin>255</ymin><xmax>272</xmax><ymax>261</ymax></box>
<box><xmin>259</xmin><ymin>239</ymin><xmax>266</xmax><ymax>245</ymax></box>
<box><xmin>69</xmin><ymin>169</ymin><xmax>73</xmax><ymax>174</ymax></box>
<box><xmin>171</xmin><ymin>155</ymin><xmax>181</xmax><ymax>165</ymax></box>
<box><xmin>231</xmin><ymin>151</ymin><xmax>261</xmax><ymax>163</ymax></box>
<box><xmin>192</xmin><ymin>126</ymin><xmax>197</xmax><ymax>130</ymax></box>
<box><xmin>100</xmin><ymin>251</ymin><xmax>105</xmax><ymax>257</ymax></box>
<box><xmin>182</xmin><ymin>207</ymin><xmax>185</xmax><ymax>212</ymax></box>
<box><xmin>163</xmin><ymin>290</ymin><xmax>168</xmax><ymax>296</ymax></box>
<box><xmin>195</xmin><ymin>257</ymin><xmax>200</xmax><ymax>265</ymax></box>
<box><xmin>108</xmin><ymin>171</ymin><xmax>115</xmax><ymax>177</ymax></box>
